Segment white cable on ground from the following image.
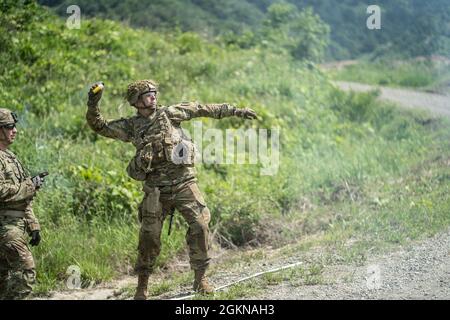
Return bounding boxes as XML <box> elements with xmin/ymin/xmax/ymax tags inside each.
<box><xmin>170</xmin><ymin>261</ymin><xmax>303</xmax><ymax>300</ymax></box>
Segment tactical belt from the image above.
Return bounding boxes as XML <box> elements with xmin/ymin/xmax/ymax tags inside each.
<box><xmin>0</xmin><ymin>210</ymin><xmax>26</xmax><ymax>218</ymax></box>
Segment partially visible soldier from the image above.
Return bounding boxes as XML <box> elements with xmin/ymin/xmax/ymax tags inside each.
<box><xmin>0</xmin><ymin>108</ymin><xmax>45</xmax><ymax>300</ymax></box>
<box><xmin>86</xmin><ymin>80</ymin><xmax>257</xmax><ymax>300</ymax></box>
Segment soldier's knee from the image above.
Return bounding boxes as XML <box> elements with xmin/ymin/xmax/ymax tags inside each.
<box><xmin>200</xmin><ymin>206</ymin><xmax>211</xmax><ymax>225</ymax></box>
<box><xmin>141</xmin><ymin>216</ymin><xmax>160</xmax><ymax>232</ymax></box>
<box><xmin>187</xmin><ymin>218</ymin><xmax>210</xmax><ymax>251</ymax></box>
<box><xmin>139</xmin><ymin>224</ymin><xmax>162</xmax><ymax>255</ymax></box>
<box><xmin>3</xmin><ymin>238</ymin><xmax>35</xmax><ymax>270</ymax></box>
<box><xmin>139</xmin><ymin>231</ymin><xmax>161</xmax><ymax>252</ymax></box>
<box><xmin>189</xmin><ymin>218</ymin><xmax>208</xmax><ymax>236</ymax></box>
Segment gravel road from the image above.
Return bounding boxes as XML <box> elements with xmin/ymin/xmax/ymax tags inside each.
<box><xmin>336</xmin><ymin>81</ymin><xmax>450</xmax><ymax>117</ymax></box>
<box><xmin>250</xmin><ymin>229</ymin><xmax>450</xmax><ymax>300</ymax></box>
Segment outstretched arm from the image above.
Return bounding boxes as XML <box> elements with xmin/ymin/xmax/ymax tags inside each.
<box><xmin>86</xmin><ymin>83</ymin><xmax>133</xmax><ymax>142</ymax></box>
<box><xmin>166</xmin><ymin>102</ymin><xmax>257</xmax><ymax>122</ymax></box>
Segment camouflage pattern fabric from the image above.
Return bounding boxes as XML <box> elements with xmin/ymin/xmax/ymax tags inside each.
<box><xmin>86</xmin><ymin>99</ymin><xmax>238</xmax><ymax>275</ymax></box>
<box><xmin>0</xmin><ymin>216</ymin><xmax>36</xmax><ymax>300</ymax></box>
<box><xmin>0</xmin><ymin>108</ymin><xmax>17</xmax><ymax>126</ymax></box>
<box><xmin>0</xmin><ymin>149</ymin><xmax>39</xmax><ymax>300</ymax></box>
<box><xmin>135</xmin><ymin>179</ymin><xmax>211</xmax><ymax>275</ymax></box>
<box><xmin>86</xmin><ymin>101</ymin><xmax>237</xmax><ymax>186</ymax></box>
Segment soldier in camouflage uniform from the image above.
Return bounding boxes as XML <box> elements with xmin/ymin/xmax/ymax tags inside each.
<box><xmin>86</xmin><ymin>80</ymin><xmax>257</xmax><ymax>300</ymax></box>
<box><xmin>0</xmin><ymin>108</ymin><xmax>44</xmax><ymax>300</ymax></box>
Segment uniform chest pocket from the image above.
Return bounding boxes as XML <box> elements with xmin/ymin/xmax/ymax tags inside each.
<box><xmin>152</xmin><ymin>140</ymin><xmax>165</xmax><ymax>162</ymax></box>
<box><xmin>3</xmin><ymin>165</ymin><xmax>19</xmax><ymax>182</ymax></box>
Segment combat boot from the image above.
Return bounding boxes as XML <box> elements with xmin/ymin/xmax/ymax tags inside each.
<box><xmin>134</xmin><ymin>274</ymin><xmax>149</xmax><ymax>300</ymax></box>
<box><xmin>193</xmin><ymin>269</ymin><xmax>214</xmax><ymax>294</ymax></box>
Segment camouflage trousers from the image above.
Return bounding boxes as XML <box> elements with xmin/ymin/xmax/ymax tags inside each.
<box><xmin>135</xmin><ymin>180</ymin><xmax>211</xmax><ymax>276</ymax></box>
<box><xmin>0</xmin><ymin>216</ymin><xmax>36</xmax><ymax>300</ymax></box>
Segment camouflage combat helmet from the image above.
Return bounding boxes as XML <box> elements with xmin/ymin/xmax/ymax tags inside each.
<box><xmin>126</xmin><ymin>80</ymin><xmax>158</xmax><ymax>106</ymax></box>
<box><xmin>0</xmin><ymin>108</ymin><xmax>18</xmax><ymax>127</ymax></box>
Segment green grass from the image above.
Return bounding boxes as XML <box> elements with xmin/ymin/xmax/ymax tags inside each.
<box><xmin>148</xmin><ymin>272</ymin><xmax>193</xmax><ymax>297</ymax></box>
<box><xmin>189</xmin><ymin>145</ymin><xmax>450</xmax><ymax>299</ymax></box>
<box><xmin>332</xmin><ymin>59</ymin><xmax>450</xmax><ymax>93</ymax></box>
<box><xmin>284</xmin><ymin>141</ymin><xmax>450</xmax><ymax>266</ymax></box>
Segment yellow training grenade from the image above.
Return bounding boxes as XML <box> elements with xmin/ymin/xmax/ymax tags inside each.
<box><xmin>92</xmin><ymin>82</ymin><xmax>104</xmax><ymax>94</ymax></box>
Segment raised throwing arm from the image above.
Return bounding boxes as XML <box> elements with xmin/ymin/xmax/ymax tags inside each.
<box><xmin>86</xmin><ymin>83</ymin><xmax>133</xmax><ymax>142</ymax></box>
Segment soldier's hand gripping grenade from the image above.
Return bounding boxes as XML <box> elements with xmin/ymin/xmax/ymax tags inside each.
<box><xmin>92</xmin><ymin>82</ymin><xmax>104</xmax><ymax>94</ymax></box>
<box><xmin>87</xmin><ymin>82</ymin><xmax>104</xmax><ymax>107</ymax></box>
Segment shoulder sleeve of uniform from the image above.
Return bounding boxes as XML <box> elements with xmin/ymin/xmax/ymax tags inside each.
<box><xmin>86</xmin><ymin>105</ymin><xmax>133</xmax><ymax>142</ymax></box>
<box><xmin>0</xmin><ymin>151</ymin><xmax>10</xmax><ymax>178</ymax></box>
<box><xmin>165</xmin><ymin>103</ymin><xmax>198</xmax><ymax>122</ymax></box>
<box><xmin>0</xmin><ymin>150</ymin><xmax>9</xmax><ymax>162</ymax></box>
<box><xmin>106</xmin><ymin>117</ymin><xmax>134</xmax><ymax>142</ymax></box>
<box><xmin>0</xmin><ymin>154</ymin><xmax>35</xmax><ymax>202</ymax></box>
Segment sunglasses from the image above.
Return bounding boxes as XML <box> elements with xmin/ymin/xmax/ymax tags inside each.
<box><xmin>2</xmin><ymin>123</ymin><xmax>16</xmax><ymax>130</ymax></box>
<box><xmin>140</xmin><ymin>91</ymin><xmax>157</xmax><ymax>98</ymax></box>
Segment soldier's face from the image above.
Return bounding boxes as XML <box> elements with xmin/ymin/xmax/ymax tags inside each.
<box><xmin>139</xmin><ymin>91</ymin><xmax>157</xmax><ymax>109</ymax></box>
<box><xmin>0</xmin><ymin>124</ymin><xmax>17</xmax><ymax>146</ymax></box>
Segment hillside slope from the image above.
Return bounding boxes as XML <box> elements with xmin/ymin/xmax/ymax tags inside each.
<box><xmin>39</xmin><ymin>0</ymin><xmax>450</xmax><ymax>59</ymax></box>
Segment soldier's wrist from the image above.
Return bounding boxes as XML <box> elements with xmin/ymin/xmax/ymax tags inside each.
<box><xmin>87</xmin><ymin>100</ymin><xmax>100</xmax><ymax>109</ymax></box>
<box><xmin>28</xmin><ymin>223</ymin><xmax>40</xmax><ymax>233</ymax></box>
<box><xmin>87</xmin><ymin>99</ymin><xmax>97</xmax><ymax>107</ymax></box>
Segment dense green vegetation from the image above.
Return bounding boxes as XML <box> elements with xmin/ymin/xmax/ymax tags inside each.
<box><xmin>39</xmin><ymin>0</ymin><xmax>450</xmax><ymax>60</ymax></box>
<box><xmin>1</xmin><ymin>1</ymin><xmax>449</xmax><ymax>296</ymax></box>
<box><xmin>295</xmin><ymin>0</ymin><xmax>450</xmax><ymax>60</ymax></box>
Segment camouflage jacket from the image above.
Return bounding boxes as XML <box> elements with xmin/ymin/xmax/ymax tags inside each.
<box><xmin>86</xmin><ymin>102</ymin><xmax>237</xmax><ymax>186</ymax></box>
<box><xmin>0</xmin><ymin>149</ymin><xmax>39</xmax><ymax>232</ymax></box>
